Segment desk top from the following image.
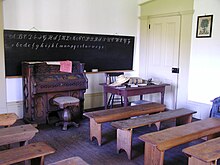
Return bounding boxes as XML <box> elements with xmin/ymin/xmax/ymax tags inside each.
<box><xmin>102</xmin><ymin>84</ymin><xmax>170</xmax><ymax>97</ymax></box>
<box><xmin>101</xmin><ymin>83</ymin><xmax>169</xmax><ymax>90</ymax></box>
<box><xmin>183</xmin><ymin>136</ymin><xmax>220</xmax><ymax>162</ymax></box>
<box><xmin>111</xmin><ymin>108</ymin><xmax>196</xmax><ymax>130</ymax></box>
<box><xmin>0</xmin><ymin>124</ymin><xmax>38</xmax><ymax>146</ymax></box>
<box><xmin>139</xmin><ymin>118</ymin><xmax>220</xmax><ymax>151</ymax></box>
<box><xmin>83</xmin><ymin>103</ymin><xmax>165</xmax><ymax>123</ymax></box>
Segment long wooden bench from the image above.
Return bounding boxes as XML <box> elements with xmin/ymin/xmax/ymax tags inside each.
<box><xmin>0</xmin><ymin>124</ymin><xmax>38</xmax><ymax>146</ymax></box>
<box><xmin>139</xmin><ymin>118</ymin><xmax>220</xmax><ymax>165</ymax></box>
<box><xmin>111</xmin><ymin>108</ymin><xmax>196</xmax><ymax>160</ymax></box>
<box><xmin>0</xmin><ymin>142</ymin><xmax>55</xmax><ymax>165</ymax></box>
<box><xmin>183</xmin><ymin>137</ymin><xmax>220</xmax><ymax>165</ymax></box>
<box><xmin>83</xmin><ymin>103</ymin><xmax>165</xmax><ymax>146</ymax></box>
<box><xmin>49</xmin><ymin>156</ymin><xmax>89</xmax><ymax>165</ymax></box>
<box><xmin>0</xmin><ymin>113</ymin><xmax>18</xmax><ymax>127</ymax></box>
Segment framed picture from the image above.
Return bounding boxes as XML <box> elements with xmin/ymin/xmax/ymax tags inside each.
<box><xmin>196</xmin><ymin>15</ymin><xmax>213</xmax><ymax>38</ymax></box>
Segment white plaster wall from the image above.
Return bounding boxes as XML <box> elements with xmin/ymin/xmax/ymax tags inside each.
<box><xmin>186</xmin><ymin>0</ymin><xmax>220</xmax><ymax>119</ymax></box>
<box><xmin>138</xmin><ymin>0</ymin><xmax>194</xmax><ymax>111</ymax></box>
<box><xmin>188</xmin><ymin>0</ymin><xmax>220</xmax><ymax>105</ymax></box>
<box><xmin>3</xmin><ymin>0</ymin><xmax>139</xmax><ymax>104</ymax></box>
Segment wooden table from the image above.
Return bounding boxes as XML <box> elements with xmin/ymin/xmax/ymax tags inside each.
<box><xmin>183</xmin><ymin>137</ymin><xmax>220</xmax><ymax>165</ymax></box>
<box><xmin>139</xmin><ymin>118</ymin><xmax>220</xmax><ymax>165</ymax></box>
<box><xmin>111</xmin><ymin>108</ymin><xmax>196</xmax><ymax>160</ymax></box>
<box><xmin>0</xmin><ymin>142</ymin><xmax>55</xmax><ymax>165</ymax></box>
<box><xmin>102</xmin><ymin>84</ymin><xmax>169</xmax><ymax>109</ymax></box>
<box><xmin>84</xmin><ymin>103</ymin><xmax>165</xmax><ymax>146</ymax></box>
<box><xmin>0</xmin><ymin>124</ymin><xmax>38</xmax><ymax>146</ymax></box>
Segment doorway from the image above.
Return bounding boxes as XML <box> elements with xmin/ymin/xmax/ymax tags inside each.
<box><xmin>146</xmin><ymin>15</ymin><xmax>181</xmax><ymax>109</ymax></box>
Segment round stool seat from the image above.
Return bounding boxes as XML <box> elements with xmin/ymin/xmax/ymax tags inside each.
<box><xmin>53</xmin><ymin>96</ymin><xmax>79</xmax><ymax>109</ymax></box>
<box><xmin>53</xmin><ymin>96</ymin><xmax>80</xmax><ymax>131</ymax></box>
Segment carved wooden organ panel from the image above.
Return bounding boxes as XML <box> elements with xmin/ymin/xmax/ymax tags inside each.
<box><xmin>22</xmin><ymin>61</ymin><xmax>88</xmax><ymax>124</ymax></box>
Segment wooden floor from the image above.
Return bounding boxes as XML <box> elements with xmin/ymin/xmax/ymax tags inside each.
<box><xmin>0</xmin><ymin>116</ymin><xmax>210</xmax><ymax>165</ymax></box>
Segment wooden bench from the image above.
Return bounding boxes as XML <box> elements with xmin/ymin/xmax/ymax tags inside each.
<box><xmin>139</xmin><ymin>118</ymin><xmax>220</xmax><ymax>165</ymax></box>
<box><xmin>83</xmin><ymin>103</ymin><xmax>165</xmax><ymax>146</ymax></box>
<box><xmin>0</xmin><ymin>124</ymin><xmax>38</xmax><ymax>146</ymax></box>
<box><xmin>49</xmin><ymin>156</ymin><xmax>89</xmax><ymax>165</ymax></box>
<box><xmin>183</xmin><ymin>137</ymin><xmax>220</xmax><ymax>165</ymax></box>
<box><xmin>0</xmin><ymin>142</ymin><xmax>55</xmax><ymax>165</ymax></box>
<box><xmin>0</xmin><ymin>113</ymin><xmax>18</xmax><ymax>127</ymax></box>
<box><xmin>111</xmin><ymin>108</ymin><xmax>196</xmax><ymax>159</ymax></box>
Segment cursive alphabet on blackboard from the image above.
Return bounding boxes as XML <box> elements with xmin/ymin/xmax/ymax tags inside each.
<box><xmin>7</xmin><ymin>33</ymin><xmax>132</xmax><ymax>45</ymax></box>
<box><xmin>11</xmin><ymin>42</ymin><xmax>105</xmax><ymax>51</ymax></box>
<box><xmin>4</xmin><ymin>30</ymin><xmax>135</xmax><ymax>76</ymax></box>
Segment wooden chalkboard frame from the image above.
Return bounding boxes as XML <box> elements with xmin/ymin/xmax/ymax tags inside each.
<box><xmin>4</xmin><ymin>30</ymin><xmax>135</xmax><ymax>76</ymax></box>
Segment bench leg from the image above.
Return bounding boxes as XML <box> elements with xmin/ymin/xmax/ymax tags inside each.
<box><xmin>206</xmin><ymin>132</ymin><xmax>220</xmax><ymax>140</ymax></box>
<box><xmin>90</xmin><ymin>118</ymin><xmax>102</xmax><ymax>146</ymax></box>
<box><xmin>117</xmin><ymin>128</ymin><xmax>133</xmax><ymax>160</ymax></box>
<box><xmin>30</xmin><ymin>156</ymin><xmax>45</xmax><ymax>165</ymax></box>
<box><xmin>2</xmin><ymin>118</ymin><xmax>11</xmax><ymax>150</ymax></box>
<box><xmin>155</xmin><ymin>121</ymin><xmax>161</xmax><ymax>131</ymax></box>
<box><xmin>176</xmin><ymin>114</ymin><xmax>192</xmax><ymax>126</ymax></box>
<box><xmin>20</xmin><ymin>140</ymin><xmax>29</xmax><ymax>146</ymax></box>
<box><xmin>188</xmin><ymin>156</ymin><xmax>215</xmax><ymax>165</ymax></box>
<box><xmin>24</xmin><ymin>160</ymin><xmax>31</xmax><ymax>165</ymax></box>
<box><xmin>40</xmin><ymin>156</ymin><xmax>45</xmax><ymax>165</ymax></box>
<box><xmin>144</xmin><ymin>142</ymin><xmax>164</xmax><ymax>165</ymax></box>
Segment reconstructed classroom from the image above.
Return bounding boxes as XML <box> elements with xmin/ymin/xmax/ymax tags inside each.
<box><xmin>0</xmin><ymin>1</ymin><xmax>220</xmax><ymax>165</ymax></box>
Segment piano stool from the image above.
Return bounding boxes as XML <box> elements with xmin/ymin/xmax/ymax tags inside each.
<box><xmin>53</xmin><ymin>96</ymin><xmax>80</xmax><ymax>131</ymax></box>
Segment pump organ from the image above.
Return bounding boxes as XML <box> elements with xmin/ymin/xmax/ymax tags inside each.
<box><xmin>22</xmin><ymin>61</ymin><xmax>88</xmax><ymax>124</ymax></box>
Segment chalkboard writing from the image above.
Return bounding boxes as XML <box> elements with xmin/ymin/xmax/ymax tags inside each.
<box><xmin>4</xmin><ymin>30</ymin><xmax>135</xmax><ymax>76</ymax></box>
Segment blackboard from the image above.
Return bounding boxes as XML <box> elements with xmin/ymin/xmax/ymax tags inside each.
<box><xmin>4</xmin><ymin>30</ymin><xmax>135</xmax><ymax>76</ymax></box>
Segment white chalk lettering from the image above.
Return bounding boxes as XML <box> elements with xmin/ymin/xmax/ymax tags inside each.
<box><xmin>48</xmin><ymin>35</ymin><xmax>53</xmax><ymax>40</ymax></box>
<box><xmin>42</xmin><ymin>35</ymin><xmax>47</xmax><ymax>42</ymax></box>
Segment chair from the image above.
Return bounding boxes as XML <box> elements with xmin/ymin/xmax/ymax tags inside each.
<box><xmin>53</xmin><ymin>96</ymin><xmax>80</xmax><ymax>130</ymax></box>
<box><xmin>105</xmin><ymin>72</ymin><xmax>125</xmax><ymax>108</ymax></box>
